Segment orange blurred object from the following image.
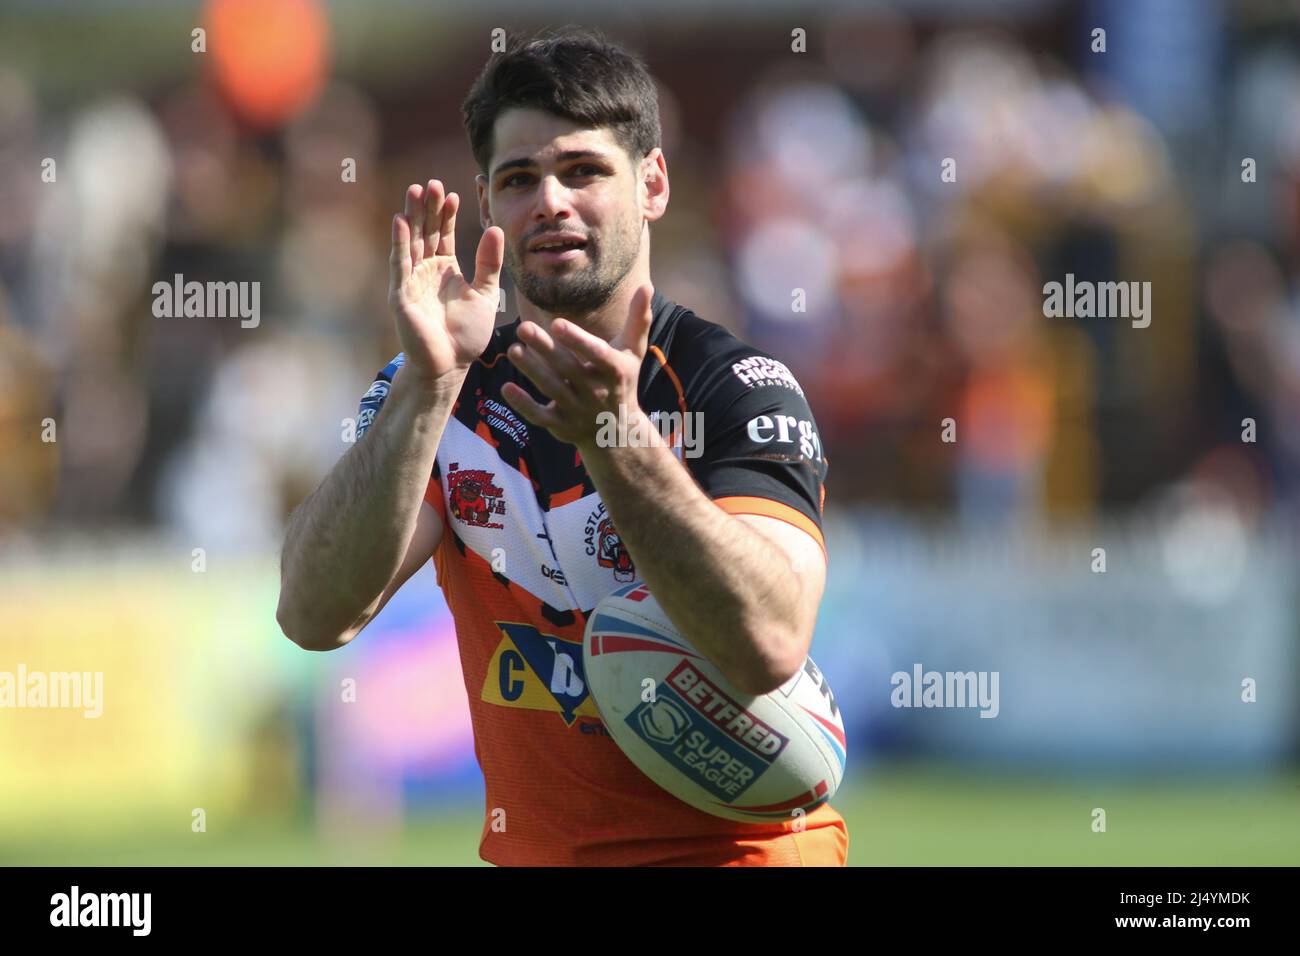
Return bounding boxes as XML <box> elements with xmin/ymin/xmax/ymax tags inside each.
<box><xmin>205</xmin><ymin>0</ymin><xmax>329</xmax><ymax>130</ymax></box>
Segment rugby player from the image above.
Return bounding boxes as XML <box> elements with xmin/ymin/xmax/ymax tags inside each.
<box><xmin>276</xmin><ymin>28</ymin><xmax>848</xmax><ymax>866</ymax></box>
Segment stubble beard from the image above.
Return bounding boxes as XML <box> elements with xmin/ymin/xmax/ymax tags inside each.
<box><xmin>508</xmin><ymin>217</ymin><xmax>641</xmax><ymax>318</ymax></box>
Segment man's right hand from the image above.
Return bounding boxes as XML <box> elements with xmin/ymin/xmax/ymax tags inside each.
<box><xmin>389</xmin><ymin>179</ymin><xmax>504</xmax><ymax>382</ymax></box>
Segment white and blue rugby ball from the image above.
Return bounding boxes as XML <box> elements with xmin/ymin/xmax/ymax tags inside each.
<box><xmin>583</xmin><ymin>582</ymin><xmax>847</xmax><ymax>823</ymax></box>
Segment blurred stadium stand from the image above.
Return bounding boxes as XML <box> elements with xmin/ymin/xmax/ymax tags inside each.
<box><xmin>1</xmin><ymin>0</ymin><xmax>1298</xmax><ymax>863</ymax></box>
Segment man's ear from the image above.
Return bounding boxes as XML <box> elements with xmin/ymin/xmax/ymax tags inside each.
<box><xmin>476</xmin><ymin>174</ymin><xmax>492</xmax><ymax>228</ymax></box>
<box><xmin>641</xmin><ymin>148</ymin><xmax>669</xmax><ymax>223</ymax></box>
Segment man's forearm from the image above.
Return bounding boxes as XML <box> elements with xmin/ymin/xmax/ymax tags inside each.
<box><xmin>277</xmin><ymin>368</ymin><xmax>462</xmax><ymax>647</ymax></box>
<box><xmin>579</xmin><ymin>417</ymin><xmax>807</xmax><ymax>695</ymax></box>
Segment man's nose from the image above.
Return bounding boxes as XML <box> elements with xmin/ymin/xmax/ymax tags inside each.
<box><xmin>533</xmin><ymin>174</ymin><xmax>572</xmax><ymax>220</ymax></box>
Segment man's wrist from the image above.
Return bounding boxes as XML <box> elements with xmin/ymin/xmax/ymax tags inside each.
<box><xmin>388</xmin><ymin>364</ymin><xmax>467</xmax><ymax>426</ymax></box>
<box><xmin>578</xmin><ymin>402</ymin><xmax>659</xmax><ymax>458</ymax></box>
<box><xmin>397</xmin><ymin>363</ymin><xmax>467</xmax><ymax>402</ymax></box>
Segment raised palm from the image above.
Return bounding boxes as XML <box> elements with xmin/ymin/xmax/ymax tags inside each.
<box><xmin>388</xmin><ymin>179</ymin><xmax>504</xmax><ymax>380</ymax></box>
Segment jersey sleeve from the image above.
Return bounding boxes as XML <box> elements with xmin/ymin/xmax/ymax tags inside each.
<box><xmin>685</xmin><ymin>353</ymin><xmax>828</xmax><ymax>554</ymax></box>
<box><xmin>355</xmin><ymin>352</ymin><xmax>405</xmax><ymax>441</ymax></box>
<box><xmin>355</xmin><ymin>352</ymin><xmax>446</xmax><ymax>523</ymax></box>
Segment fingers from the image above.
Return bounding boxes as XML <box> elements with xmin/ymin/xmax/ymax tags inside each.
<box><xmin>403</xmin><ymin>180</ymin><xmax>450</xmax><ymax>265</ymax></box>
<box><xmin>405</xmin><ymin>184</ymin><xmax>425</xmax><ymax>264</ymax></box>
<box><xmin>422</xmin><ymin>179</ymin><xmax>445</xmax><ymax>252</ymax></box>
<box><xmin>472</xmin><ymin>226</ymin><xmax>504</xmax><ymax>298</ymax></box>
<box><xmin>550</xmin><ymin>318</ymin><xmax>614</xmax><ymax>368</ymax></box>
<box><xmin>390</xmin><ymin>214</ymin><xmax>412</xmax><ymax>288</ymax></box>
<box><xmin>611</xmin><ymin>284</ymin><xmax>655</xmax><ymax>357</ymax></box>
<box><xmin>437</xmin><ymin>191</ymin><xmax>459</xmax><ymax>257</ymax></box>
<box><xmin>519</xmin><ymin>320</ymin><xmax>590</xmax><ymax>381</ymax></box>
<box><xmin>502</xmin><ymin>381</ymin><xmax>563</xmax><ymax>429</ymax></box>
<box><xmin>508</xmin><ymin>341</ymin><xmax>580</xmax><ymax>407</ymax></box>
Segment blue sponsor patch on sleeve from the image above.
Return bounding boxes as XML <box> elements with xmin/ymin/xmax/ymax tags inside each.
<box><xmin>355</xmin><ymin>353</ymin><xmax>405</xmax><ymax>440</ymax></box>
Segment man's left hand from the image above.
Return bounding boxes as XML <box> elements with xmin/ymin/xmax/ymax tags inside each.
<box><xmin>502</xmin><ymin>285</ymin><xmax>655</xmax><ymax>450</ymax></box>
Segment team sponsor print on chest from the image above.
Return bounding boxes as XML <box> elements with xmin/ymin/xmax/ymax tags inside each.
<box><xmin>476</xmin><ymin>394</ymin><xmax>530</xmax><ymax>448</ymax></box>
<box><xmin>436</xmin><ymin>416</ymin><xmax>647</xmax><ymax>613</ymax></box>
<box><xmin>482</xmin><ymin>621</ymin><xmax>601</xmax><ymax>727</ymax></box>
<box><xmin>583</xmin><ymin>501</ymin><xmax>636</xmax><ymax>583</ymax></box>
<box><xmin>437</xmin><ymin>417</ymin><xmax>573</xmax><ymax>610</ymax></box>
<box><xmin>543</xmin><ymin>494</ymin><xmax>641</xmax><ymax>609</ymax></box>
<box><xmin>447</xmin><ymin>466</ymin><xmax>506</xmax><ymax>529</ymax></box>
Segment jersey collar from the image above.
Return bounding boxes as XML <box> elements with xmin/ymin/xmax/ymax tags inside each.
<box><xmin>504</xmin><ymin>289</ymin><xmax>680</xmax><ymax>348</ymax></box>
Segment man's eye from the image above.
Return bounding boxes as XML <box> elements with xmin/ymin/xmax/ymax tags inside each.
<box><xmin>571</xmin><ymin>165</ymin><xmax>601</xmax><ymax>177</ymax></box>
<box><xmin>503</xmin><ymin>173</ymin><xmax>532</xmax><ymax>188</ymax></box>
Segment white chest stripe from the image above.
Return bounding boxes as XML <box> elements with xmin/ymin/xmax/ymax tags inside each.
<box><xmin>436</xmin><ymin>417</ymin><xmax>641</xmax><ymax>612</ymax></box>
<box><xmin>437</xmin><ymin>417</ymin><xmax>576</xmax><ymax>610</ymax></box>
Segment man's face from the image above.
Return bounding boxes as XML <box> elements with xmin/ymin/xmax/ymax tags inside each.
<box><xmin>478</xmin><ymin>108</ymin><xmax>649</xmax><ymax>315</ymax></box>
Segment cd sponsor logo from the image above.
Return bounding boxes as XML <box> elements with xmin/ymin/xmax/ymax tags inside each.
<box><xmin>486</xmin><ymin>622</ymin><xmax>598</xmax><ymax>726</ymax></box>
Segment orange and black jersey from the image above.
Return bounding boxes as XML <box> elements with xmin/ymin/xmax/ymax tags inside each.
<box><xmin>356</xmin><ymin>290</ymin><xmax>847</xmax><ymax>866</ymax></box>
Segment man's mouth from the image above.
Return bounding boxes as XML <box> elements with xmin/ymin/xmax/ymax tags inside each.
<box><xmin>528</xmin><ymin>233</ymin><xmax>589</xmax><ymax>262</ymax></box>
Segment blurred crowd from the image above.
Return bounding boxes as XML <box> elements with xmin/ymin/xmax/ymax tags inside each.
<box><xmin>3</xmin><ymin>2</ymin><xmax>1300</xmax><ymax>549</ymax></box>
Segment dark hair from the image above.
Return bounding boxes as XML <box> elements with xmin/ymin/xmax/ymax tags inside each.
<box><xmin>462</xmin><ymin>27</ymin><xmax>662</xmax><ymax>176</ymax></box>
